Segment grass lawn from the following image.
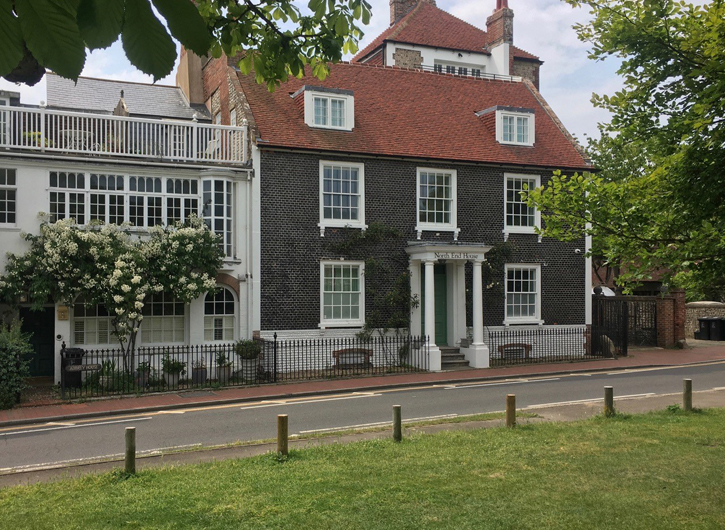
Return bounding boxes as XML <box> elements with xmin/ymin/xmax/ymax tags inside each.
<box><xmin>2</xmin><ymin>409</ymin><xmax>725</xmax><ymax>529</ymax></box>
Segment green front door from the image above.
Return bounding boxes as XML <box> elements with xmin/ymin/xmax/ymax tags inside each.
<box><xmin>421</xmin><ymin>264</ymin><xmax>448</xmax><ymax>346</ymax></box>
<box><xmin>19</xmin><ymin>307</ymin><xmax>55</xmax><ymax>377</ymax></box>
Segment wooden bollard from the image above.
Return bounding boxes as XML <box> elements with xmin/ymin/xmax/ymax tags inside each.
<box><xmin>277</xmin><ymin>414</ymin><xmax>289</xmax><ymax>456</ymax></box>
<box><xmin>125</xmin><ymin>427</ymin><xmax>136</xmax><ymax>475</ymax></box>
<box><xmin>506</xmin><ymin>394</ymin><xmax>516</xmax><ymax>428</ymax></box>
<box><xmin>393</xmin><ymin>405</ymin><xmax>402</xmax><ymax>442</ymax></box>
<box><xmin>683</xmin><ymin>379</ymin><xmax>693</xmax><ymax>412</ymax></box>
<box><xmin>604</xmin><ymin>386</ymin><xmax>615</xmax><ymax>417</ymax></box>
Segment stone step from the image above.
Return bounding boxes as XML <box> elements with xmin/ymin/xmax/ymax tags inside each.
<box><xmin>441</xmin><ymin>353</ymin><xmax>466</xmax><ymax>361</ymax></box>
<box><xmin>441</xmin><ymin>359</ymin><xmax>471</xmax><ymax>369</ymax></box>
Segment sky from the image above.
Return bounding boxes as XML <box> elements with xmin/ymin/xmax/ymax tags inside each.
<box><xmin>0</xmin><ymin>0</ymin><xmax>623</xmax><ymax>141</ymax></box>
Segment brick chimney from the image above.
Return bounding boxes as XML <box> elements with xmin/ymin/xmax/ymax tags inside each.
<box><xmin>486</xmin><ymin>0</ymin><xmax>514</xmax><ymax>46</ymax></box>
<box><xmin>390</xmin><ymin>0</ymin><xmax>436</xmax><ymax>26</ymax></box>
<box><xmin>176</xmin><ymin>47</ymin><xmax>205</xmax><ymax>105</ymax></box>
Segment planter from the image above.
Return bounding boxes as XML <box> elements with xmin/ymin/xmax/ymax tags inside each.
<box><xmin>217</xmin><ymin>364</ymin><xmax>232</xmax><ymax>385</ymax></box>
<box><xmin>239</xmin><ymin>358</ymin><xmax>258</xmax><ymax>382</ymax></box>
<box><xmin>136</xmin><ymin>370</ymin><xmax>150</xmax><ymax>388</ymax></box>
<box><xmin>192</xmin><ymin>368</ymin><xmax>207</xmax><ymax>385</ymax></box>
<box><xmin>164</xmin><ymin>371</ymin><xmax>182</xmax><ymax>388</ymax></box>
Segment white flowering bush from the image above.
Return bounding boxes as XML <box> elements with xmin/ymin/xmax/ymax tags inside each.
<box><xmin>0</xmin><ymin>215</ymin><xmax>224</xmax><ymax>371</ymax></box>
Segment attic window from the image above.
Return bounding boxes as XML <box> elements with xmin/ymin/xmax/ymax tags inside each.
<box><xmin>496</xmin><ymin>108</ymin><xmax>535</xmax><ymax>146</ymax></box>
<box><xmin>296</xmin><ymin>86</ymin><xmax>354</xmax><ymax>131</ymax></box>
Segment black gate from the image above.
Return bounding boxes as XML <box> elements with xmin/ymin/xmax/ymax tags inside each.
<box><xmin>626</xmin><ymin>297</ymin><xmax>657</xmax><ymax>346</ymax></box>
<box><xmin>591</xmin><ymin>296</ymin><xmax>629</xmax><ymax>357</ymax></box>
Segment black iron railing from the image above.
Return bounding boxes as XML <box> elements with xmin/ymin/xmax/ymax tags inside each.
<box><xmin>488</xmin><ymin>326</ymin><xmax>594</xmax><ymax>367</ymax></box>
<box><xmin>60</xmin><ymin>335</ymin><xmax>429</xmax><ymax>399</ymax></box>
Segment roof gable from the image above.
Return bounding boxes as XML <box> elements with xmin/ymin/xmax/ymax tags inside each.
<box><xmin>238</xmin><ymin>63</ymin><xmax>587</xmax><ymax>170</ymax></box>
<box><xmin>353</xmin><ymin>3</ymin><xmax>539</xmax><ymax>63</ymax></box>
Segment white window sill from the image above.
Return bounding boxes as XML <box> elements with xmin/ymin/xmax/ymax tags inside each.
<box><xmin>310</xmin><ymin>123</ymin><xmax>353</xmax><ymax>132</ymax></box>
<box><xmin>499</xmin><ymin>141</ymin><xmax>535</xmax><ymax>147</ymax></box>
<box><xmin>416</xmin><ymin>225</ymin><xmax>460</xmax><ymax>240</ymax></box>
<box><xmin>503</xmin><ymin>228</ymin><xmax>541</xmax><ymax>242</ymax></box>
<box><xmin>318</xmin><ymin>222</ymin><xmax>367</xmax><ymax>237</ymax></box>
<box><xmin>0</xmin><ymin>226</ymin><xmax>21</xmax><ymax>232</ymax></box>
<box><xmin>504</xmin><ymin>319</ymin><xmax>545</xmax><ymax>327</ymax></box>
<box><xmin>319</xmin><ymin>321</ymin><xmax>364</xmax><ymax>329</ymax></box>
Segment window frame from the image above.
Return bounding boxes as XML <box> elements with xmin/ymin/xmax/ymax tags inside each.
<box><xmin>504</xmin><ymin>264</ymin><xmax>543</xmax><ymax>325</ymax></box>
<box><xmin>318</xmin><ymin>160</ymin><xmax>366</xmax><ymax>231</ymax></box>
<box><xmin>496</xmin><ymin>110</ymin><xmax>535</xmax><ymax>147</ymax></box>
<box><xmin>47</xmin><ymin>170</ymin><xmax>201</xmax><ymax>229</ymax></box>
<box><xmin>303</xmin><ymin>90</ymin><xmax>354</xmax><ymax>131</ymax></box>
<box><xmin>0</xmin><ymin>167</ymin><xmax>17</xmax><ymax>227</ymax></box>
<box><xmin>416</xmin><ymin>167</ymin><xmax>458</xmax><ymax>234</ymax></box>
<box><xmin>72</xmin><ymin>298</ymin><xmax>115</xmax><ymax>346</ymax></box>
<box><xmin>0</xmin><ymin>97</ymin><xmax>9</xmax><ymax>145</ymax></box>
<box><xmin>319</xmin><ymin>260</ymin><xmax>365</xmax><ymax>328</ymax></box>
<box><xmin>503</xmin><ymin>173</ymin><xmax>541</xmax><ymax>235</ymax></box>
<box><xmin>204</xmin><ymin>286</ymin><xmax>237</xmax><ymax>342</ymax></box>
<box><xmin>139</xmin><ymin>292</ymin><xmax>187</xmax><ymax>345</ymax></box>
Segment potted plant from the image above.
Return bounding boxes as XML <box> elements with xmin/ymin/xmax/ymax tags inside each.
<box><xmin>234</xmin><ymin>339</ymin><xmax>261</xmax><ymax>382</ymax></box>
<box><xmin>161</xmin><ymin>355</ymin><xmax>186</xmax><ymax>388</ymax></box>
<box><xmin>191</xmin><ymin>359</ymin><xmax>207</xmax><ymax>385</ymax></box>
<box><xmin>136</xmin><ymin>361</ymin><xmax>151</xmax><ymax>388</ymax></box>
<box><xmin>215</xmin><ymin>351</ymin><xmax>233</xmax><ymax>385</ymax></box>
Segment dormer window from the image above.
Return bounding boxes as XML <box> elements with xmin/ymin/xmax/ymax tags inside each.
<box><xmin>496</xmin><ymin>108</ymin><xmax>535</xmax><ymax>146</ymax></box>
<box><xmin>296</xmin><ymin>86</ymin><xmax>354</xmax><ymax>131</ymax></box>
<box><xmin>314</xmin><ymin>96</ymin><xmax>346</xmax><ymax>128</ymax></box>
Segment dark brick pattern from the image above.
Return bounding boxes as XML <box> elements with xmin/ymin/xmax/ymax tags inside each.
<box><xmin>260</xmin><ymin>150</ymin><xmax>585</xmax><ymax>331</ymax></box>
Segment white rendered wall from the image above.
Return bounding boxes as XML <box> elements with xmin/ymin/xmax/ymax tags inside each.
<box><xmin>385</xmin><ymin>42</ymin><xmax>502</xmax><ymax>74</ymax></box>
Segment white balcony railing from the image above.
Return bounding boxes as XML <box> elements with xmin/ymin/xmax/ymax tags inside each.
<box><xmin>0</xmin><ymin>105</ymin><xmax>249</xmax><ymax>164</ymax></box>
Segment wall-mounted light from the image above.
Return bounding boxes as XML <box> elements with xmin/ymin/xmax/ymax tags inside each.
<box><xmin>19</xmin><ymin>293</ymin><xmax>28</xmax><ymax>303</ymax></box>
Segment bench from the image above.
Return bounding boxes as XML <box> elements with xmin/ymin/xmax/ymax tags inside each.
<box><xmin>332</xmin><ymin>348</ymin><xmax>373</xmax><ymax>368</ymax></box>
<box><xmin>498</xmin><ymin>343</ymin><xmax>532</xmax><ymax>360</ymax></box>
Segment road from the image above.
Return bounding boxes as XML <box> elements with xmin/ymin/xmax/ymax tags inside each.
<box><xmin>2</xmin><ymin>361</ymin><xmax>724</xmax><ymax>473</ymax></box>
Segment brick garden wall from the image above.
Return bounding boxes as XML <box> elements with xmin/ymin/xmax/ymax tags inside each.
<box><xmin>259</xmin><ymin>149</ymin><xmax>586</xmax><ymax>331</ymax></box>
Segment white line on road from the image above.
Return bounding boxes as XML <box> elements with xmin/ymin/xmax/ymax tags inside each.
<box><xmin>157</xmin><ymin>410</ymin><xmax>186</xmax><ymax>415</ymax></box>
<box><xmin>525</xmin><ymin>393</ymin><xmax>655</xmax><ymax>409</ymax></box>
<box><xmin>240</xmin><ymin>393</ymin><xmax>381</xmax><ymax>411</ymax></box>
<box><xmin>0</xmin><ymin>443</ymin><xmax>203</xmax><ymax>475</ymax></box>
<box><xmin>0</xmin><ymin>417</ymin><xmax>152</xmax><ymax>438</ymax></box>
<box><xmin>298</xmin><ymin>414</ymin><xmax>459</xmax><ymax>434</ymax></box>
<box><xmin>445</xmin><ymin>378</ymin><xmax>560</xmax><ymax>390</ymax></box>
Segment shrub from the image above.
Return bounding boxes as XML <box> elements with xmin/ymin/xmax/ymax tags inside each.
<box><xmin>0</xmin><ymin>321</ymin><xmax>32</xmax><ymax>409</ymax></box>
<box><xmin>234</xmin><ymin>339</ymin><xmax>261</xmax><ymax>360</ymax></box>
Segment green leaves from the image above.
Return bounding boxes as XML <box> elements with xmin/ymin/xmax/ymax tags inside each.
<box><xmin>77</xmin><ymin>0</ymin><xmax>124</xmax><ymax>50</ymax></box>
<box><xmin>122</xmin><ymin>0</ymin><xmax>176</xmax><ymax>82</ymax></box>
<box><xmin>0</xmin><ymin>0</ymin><xmax>25</xmax><ymax>76</ymax></box>
<box><xmin>152</xmin><ymin>0</ymin><xmax>211</xmax><ymax>56</ymax></box>
<box><xmin>15</xmin><ymin>0</ymin><xmax>86</xmax><ymax>80</ymax></box>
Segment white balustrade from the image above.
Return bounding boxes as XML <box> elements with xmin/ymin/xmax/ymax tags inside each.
<box><xmin>0</xmin><ymin>105</ymin><xmax>248</xmax><ymax>164</ymax></box>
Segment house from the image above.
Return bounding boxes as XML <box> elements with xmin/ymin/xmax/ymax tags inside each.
<box><xmin>193</xmin><ymin>0</ymin><xmax>593</xmax><ymax>370</ymax></box>
<box><xmin>1</xmin><ymin>0</ymin><xmax>592</xmax><ymax>380</ymax></box>
<box><xmin>0</xmin><ymin>73</ymin><xmax>253</xmax><ymax>382</ymax></box>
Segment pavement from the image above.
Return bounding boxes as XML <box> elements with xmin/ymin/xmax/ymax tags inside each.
<box><xmin>3</xmin><ymin>340</ymin><xmax>725</xmax><ymax>428</ymax></box>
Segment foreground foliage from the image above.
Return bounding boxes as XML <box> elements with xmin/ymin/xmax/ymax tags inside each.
<box><xmin>526</xmin><ymin>1</ymin><xmax>725</xmax><ymax>297</ymax></box>
<box><xmin>0</xmin><ymin>321</ymin><xmax>31</xmax><ymax>409</ymax></box>
<box><xmin>2</xmin><ymin>409</ymin><xmax>724</xmax><ymax>528</ymax></box>
<box><xmin>0</xmin><ymin>0</ymin><xmax>371</xmax><ymax>89</ymax></box>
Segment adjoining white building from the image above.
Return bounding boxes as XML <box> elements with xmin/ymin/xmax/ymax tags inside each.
<box><xmin>0</xmin><ymin>74</ymin><xmax>254</xmax><ymax>382</ymax></box>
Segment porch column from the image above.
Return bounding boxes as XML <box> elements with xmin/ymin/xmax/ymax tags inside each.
<box><xmin>472</xmin><ymin>259</ymin><xmax>484</xmax><ymax>345</ymax></box>
<box><xmin>424</xmin><ymin>259</ymin><xmax>436</xmax><ymax>347</ymax></box>
<box><xmin>456</xmin><ymin>261</ymin><xmax>466</xmax><ymax>344</ymax></box>
<box><xmin>409</xmin><ymin>260</ymin><xmax>422</xmax><ymax>337</ymax></box>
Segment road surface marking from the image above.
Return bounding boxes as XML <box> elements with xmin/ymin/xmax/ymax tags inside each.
<box><xmin>157</xmin><ymin>410</ymin><xmax>186</xmax><ymax>415</ymax></box>
<box><xmin>0</xmin><ymin>417</ymin><xmax>152</xmax><ymax>438</ymax></box>
<box><xmin>445</xmin><ymin>378</ymin><xmax>560</xmax><ymax>390</ymax></box>
<box><xmin>298</xmin><ymin>414</ymin><xmax>459</xmax><ymax>434</ymax></box>
<box><xmin>525</xmin><ymin>393</ymin><xmax>656</xmax><ymax>409</ymax></box>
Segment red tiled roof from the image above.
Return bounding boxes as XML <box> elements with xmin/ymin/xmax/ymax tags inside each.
<box><xmin>353</xmin><ymin>2</ymin><xmax>540</xmax><ymax>63</ymax></box>
<box><xmin>239</xmin><ymin>63</ymin><xmax>589</xmax><ymax>169</ymax></box>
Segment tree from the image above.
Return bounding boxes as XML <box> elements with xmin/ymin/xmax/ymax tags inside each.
<box><xmin>0</xmin><ymin>0</ymin><xmax>372</xmax><ymax>89</ymax></box>
<box><xmin>0</xmin><ymin>216</ymin><xmax>223</xmax><ymax>371</ymax></box>
<box><xmin>526</xmin><ymin>0</ymin><xmax>725</xmax><ymax>297</ymax></box>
